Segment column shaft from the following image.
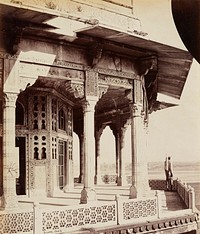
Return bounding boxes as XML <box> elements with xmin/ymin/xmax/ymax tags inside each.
<box><xmin>1</xmin><ymin>92</ymin><xmax>19</xmax><ymax>209</ymax></box>
<box><xmin>129</xmin><ymin>104</ymin><xmax>150</xmax><ymax>198</ymax></box>
<box><xmin>79</xmin><ymin>134</ymin><xmax>84</xmax><ymax>183</ymax></box>
<box><xmin>80</xmin><ymin>99</ymin><xmax>97</xmax><ymax>203</ymax></box>
<box><xmin>117</xmin><ymin>129</ymin><xmax>127</xmax><ymax>186</ymax></box>
<box><xmin>95</xmin><ymin>135</ymin><xmax>101</xmax><ymax>184</ymax></box>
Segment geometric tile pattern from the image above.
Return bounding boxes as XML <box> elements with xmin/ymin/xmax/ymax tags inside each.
<box><xmin>42</xmin><ymin>202</ymin><xmax>116</xmax><ymax>233</ymax></box>
<box><xmin>0</xmin><ymin>211</ymin><xmax>33</xmax><ymax>234</ymax></box>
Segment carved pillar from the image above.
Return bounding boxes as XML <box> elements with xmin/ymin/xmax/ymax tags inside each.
<box><xmin>129</xmin><ymin>103</ymin><xmax>150</xmax><ymax>198</ymax></box>
<box><xmin>80</xmin><ymin>98</ymin><xmax>98</xmax><ymax>203</ymax></box>
<box><xmin>1</xmin><ymin>92</ymin><xmax>19</xmax><ymax>209</ymax></box>
<box><xmin>79</xmin><ymin>134</ymin><xmax>84</xmax><ymax>183</ymax></box>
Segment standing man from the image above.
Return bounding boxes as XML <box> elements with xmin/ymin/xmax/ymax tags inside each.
<box><xmin>164</xmin><ymin>156</ymin><xmax>173</xmax><ymax>190</ymax></box>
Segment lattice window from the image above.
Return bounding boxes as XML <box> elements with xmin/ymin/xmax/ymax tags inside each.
<box><xmin>59</xmin><ymin>108</ymin><xmax>66</xmax><ymax>130</ymax></box>
<box><xmin>33</xmin><ymin>135</ymin><xmax>47</xmax><ymax>160</ymax></box>
<box><xmin>52</xmin><ymin>137</ymin><xmax>57</xmax><ymax>159</ymax></box>
<box><xmin>68</xmin><ymin>140</ymin><xmax>73</xmax><ymax>160</ymax></box>
<box><xmin>67</xmin><ymin>107</ymin><xmax>72</xmax><ymax>136</ymax></box>
<box><xmin>58</xmin><ymin>140</ymin><xmax>66</xmax><ymax>189</ymax></box>
<box><xmin>31</xmin><ymin>95</ymin><xmax>47</xmax><ymax>130</ymax></box>
<box><xmin>52</xmin><ymin>98</ymin><xmax>57</xmax><ymax>131</ymax></box>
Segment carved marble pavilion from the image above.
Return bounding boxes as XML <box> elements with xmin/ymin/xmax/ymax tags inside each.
<box><xmin>0</xmin><ymin>0</ymin><xmax>193</xmax><ymax>211</ymax></box>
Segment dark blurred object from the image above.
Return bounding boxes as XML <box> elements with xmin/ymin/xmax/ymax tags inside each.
<box><xmin>171</xmin><ymin>0</ymin><xmax>200</xmax><ymax>63</ymax></box>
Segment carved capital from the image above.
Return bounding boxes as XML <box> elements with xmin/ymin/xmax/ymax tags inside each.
<box><xmin>129</xmin><ymin>103</ymin><xmax>143</xmax><ymax>117</ymax></box>
<box><xmin>3</xmin><ymin>92</ymin><xmax>18</xmax><ymax>108</ymax></box>
<box><xmin>82</xmin><ymin>98</ymin><xmax>98</xmax><ymax>113</ymax></box>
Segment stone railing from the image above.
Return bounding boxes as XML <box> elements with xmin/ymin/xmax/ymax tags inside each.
<box><xmin>39</xmin><ymin>201</ymin><xmax>117</xmax><ymax>233</ymax></box>
<box><xmin>176</xmin><ymin>179</ymin><xmax>196</xmax><ymax>211</ymax></box>
<box><xmin>0</xmin><ymin>193</ymin><xmax>160</xmax><ymax>234</ymax></box>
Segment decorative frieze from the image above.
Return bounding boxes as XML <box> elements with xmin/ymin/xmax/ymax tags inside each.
<box><xmin>98</xmin><ymin>68</ymin><xmax>138</xmax><ymax>80</ymax></box>
<box><xmin>54</xmin><ymin>60</ymin><xmax>84</xmax><ymax>70</ymax></box>
<box><xmin>99</xmin><ymin>75</ymin><xmax>133</xmax><ymax>88</ymax></box>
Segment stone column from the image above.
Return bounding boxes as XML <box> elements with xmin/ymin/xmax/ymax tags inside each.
<box><xmin>115</xmin><ymin>133</ymin><xmax>120</xmax><ymax>184</ymax></box>
<box><xmin>117</xmin><ymin>127</ymin><xmax>127</xmax><ymax>186</ymax></box>
<box><xmin>95</xmin><ymin>133</ymin><xmax>101</xmax><ymax>184</ymax></box>
<box><xmin>80</xmin><ymin>98</ymin><xmax>98</xmax><ymax>203</ymax></box>
<box><xmin>1</xmin><ymin>92</ymin><xmax>19</xmax><ymax>209</ymax></box>
<box><xmin>79</xmin><ymin>134</ymin><xmax>84</xmax><ymax>183</ymax></box>
<box><xmin>129</xmin><ymin>103</ymin><xmax>150</xmax><ymax>198</ymax></box>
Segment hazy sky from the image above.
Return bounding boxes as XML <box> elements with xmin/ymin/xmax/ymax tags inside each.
<box><xmin>100</xmin><ymin>0</ymin><xmax>200</xmax><ymax>163</ymax></box>
<box><xmin>73</xmin><ymin>1</ymin><xmax>200</xmax><ymax>165</ymax></box>
<box><xmin>134</xmin><ymin>0</ymin><xmax>200</xmax><ymax>162</ymax></box>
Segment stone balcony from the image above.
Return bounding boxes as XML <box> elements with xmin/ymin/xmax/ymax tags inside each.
<box><xmin>0</xmin><ymin>179</ymin><xmax>199</xmax><ymax>234</ymax></box>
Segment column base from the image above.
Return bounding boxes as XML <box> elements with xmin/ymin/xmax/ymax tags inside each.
<box><xmin>117</xmin><ymin>176</ymin><xmax>127</xmax><ymax>186</ymax></box>
<box><xmin>80</xmin><ymin>187</ymin><xmax>97</xmax><ymax>204</ymax></box>
<box><xmin>129</xmin><ymin>185</ymin><xmax>137</xmax><ymax>199</ymax></box>
<box><xmin>129</xmin><ymin>183</ymin><xmax>151</xmax><ymax>199</ymax></box>
<box><xmin>0</xmin><ymin>195</ymin><xmax>19</xmax><ymax>210</ymax></box>
<box><xmin>63</xmin><ymin>184</ymin><xmax>74</xmax><ymax>192</ymax></box>
<box><xmin>79</xmin><ymin>175</ymin><xmax>84</xmax><ymax>184</ymax></box>
<box><xmin>95</xmin><ymin>175</ymin><xmax>102</xmax><ymax>185</ymax></box>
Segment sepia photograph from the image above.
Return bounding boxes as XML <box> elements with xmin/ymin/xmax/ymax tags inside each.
<box><xmin>0</xmin><ymin>0</ymin><xmax>199</xmax><ymax>233</ymax></box>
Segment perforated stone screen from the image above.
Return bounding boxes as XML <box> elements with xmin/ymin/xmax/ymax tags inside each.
<box><xmin>42</xmin><ymin>202</ymin><xmax>117</xmax><ymax>233</ymax></box>
<box><xmin>117</xmin><ymin>197</ymin><xmax>158</xmax><ymax>224</ymax></box>
<box><xmin>0</xmin><ymin>211</ymin><xmax>33</xmax><ymax>234</ymax></box>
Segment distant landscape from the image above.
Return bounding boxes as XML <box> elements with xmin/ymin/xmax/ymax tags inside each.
<box><xmin>99</xmin><ymin>161</ymin><xmax>200</xmax><ymax>182</ymax></box>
